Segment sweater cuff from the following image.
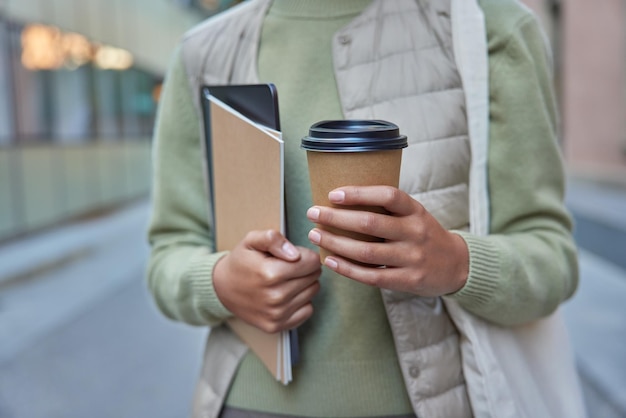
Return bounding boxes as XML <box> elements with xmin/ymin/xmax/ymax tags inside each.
<box><xmin>188</xmin><ymin>249</ymin><xmax>233</xmax><ymax>321</ymax></box>
<box><xmin>448</xmin><ymin>231</ymin><xmax>501</xmax><ymax>311</ymax></box>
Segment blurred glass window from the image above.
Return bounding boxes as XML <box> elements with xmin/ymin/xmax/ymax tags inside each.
<box><xmin>0</xmin><ymin>17</ymin><xmax>15</xmax><ymax>145</ymax></box>
<box><xmin>120</xmin><ymin>69</ymin><xmax>158</xmax><ymax>139</ymax></box>
<box><xmin>50</xmin><ymin>67</ymin><xmax>93</xmax><ymax>143</ymax></box>
<box><xmin>1</xmin><ymin>20</ymin><xmax>158</xmax><ymax>144</ymax></box>
<box><xmin>10</xmin><ymin>22</ymin><xmax>52</xmax><ymax>142</ymax></box>
<box><xmin>93</xmin><ymin>68</ymin><xmax>122</xmax><ymax>139</ymax></box>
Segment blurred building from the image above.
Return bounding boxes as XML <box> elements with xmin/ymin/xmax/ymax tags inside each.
<box><xmin>0</xmin><ymin>0</ymin><xmax>238</xmax><ymax>242</ymax></box>
<box><xmin>523</xmin><ymin>0</ymin><xmax>626</xmax><ymax>186</ymax></box>
<box><xmin>1</xmin><ymin>0</ymin><xmax>623</xmax><ymax>243</ymax></box>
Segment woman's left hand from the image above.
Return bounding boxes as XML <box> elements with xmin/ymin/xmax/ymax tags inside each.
<box><xmin>306</xmin><ymin>185</ymin><xmax>469</xmax><ymax>297</ymax></box>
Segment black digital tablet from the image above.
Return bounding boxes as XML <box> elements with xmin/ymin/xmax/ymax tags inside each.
<box><xmin>201</xmin><ymin>84</ymin><xmax>280</xmax><ymax>131</ymax></box>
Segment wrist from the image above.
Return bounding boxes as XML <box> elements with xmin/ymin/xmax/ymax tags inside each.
<box><xmin>184</xmin><ymin>249</ymin><xmax>233</xmax><ymax>322</ymax></box>
<box><xmin>211</xmin><ymin>252</ymin><xmax>234</xmax><ymax>312</ymax></box>
<box><xmin>449</xmin><ymin>232</ymin><xmax>469</xmax><ymax>293</ymax></box>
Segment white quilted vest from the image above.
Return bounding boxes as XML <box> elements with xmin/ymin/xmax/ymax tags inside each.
<box><xmin>183</xmin><ymin>0</ymin><xmax>472</xmax><ymax>416</ymax></box>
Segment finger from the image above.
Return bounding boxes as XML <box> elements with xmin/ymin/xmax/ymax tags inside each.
<box><xmin>324</xmin><ymin>256</ymin><xmax>446</xmax><ymax>297</ymax></box>
<box><xmin>322</xmin><ymin>255</ymin><xmax>424</xmax><ymax>295</ymax></box>
<box><xmin>307</xmin><ymin>205</ymin><xmax>404</xmax><ymax>241</ymax></box>
<box><xmin>282</xmin><ymin>281</ymin><xmax>320</xmax><ymax>328</ymax></box>
<box><xmin>328</xmin><ymin>186</ymin><xmax>419</xmax><ymax>216</ymax></box>
<box><xmin>262</xmin><ymin>281</ymin><xmax>320</xmax><ymax>333</ymax></box>
<box><xmin>308</xmin><ymin>228</ymin><xmax>404</xmax><ymax>267</ymax></box>
<box><xmin>323</xmin><ymin>255</ymin><xmax>390</xmax><ymax>288</ymax></box>
<box><xmin>243</xmin><ymin>229</ymin><xmax>301</xmax><ymax>261</ymax></box>
<box><xmin>283</xmin><ymin>302</ymin><xmax>315</xmax><ymax>330</ymax></box>
<box><xmin>285</xmin><ymin>279</ymin><xmax>321</xmax><ymax>312</ymax></box>
<box><xmin>293</xmin><ymin>246</ymin><xmax>325</xmax><ymax>276</ymax></box>
<box><xmin>262</xmin><ymin>246</ymin><xmax>321</xmax><ymax>284</ymax></box>
<box><xmin>264</xmin><ymin>273</ymin><xmax>320</xmax><ymax>308</ymax></box>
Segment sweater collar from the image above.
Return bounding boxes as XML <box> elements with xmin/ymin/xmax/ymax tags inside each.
<box><xmin>268</xmin><ymin>0</ymin><xmax>373</xmax><ymax>19</ymax></box>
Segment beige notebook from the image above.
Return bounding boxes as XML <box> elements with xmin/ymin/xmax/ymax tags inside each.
<box><xmin>207</xmin><ymin>96</ymin><xmax>291</xmax><ymax>384</ymax></box>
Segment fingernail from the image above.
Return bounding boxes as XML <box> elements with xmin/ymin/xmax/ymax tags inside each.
<box><xmin>282</xmin><ymin>242</ymin><xmax>298</xmax><ymax>258</ymax></box>
<box><xmin>308</xmin><ymin>229</ymin><xmax>321</xmax><ymax>244</ymax></box>
<box><xmin>329</xmin><ymin>190</ymin><xmax>345</xmax><ymax>203</ymax></box>
<box><xmin>307</xmin><ymin>207</ymin><xmax>320</xmax><ymax>221</ymax></box>
<box><xmin>324</xmin><ymin>257</ymin><xmax>338</xmax><ymax>269</ymax></box>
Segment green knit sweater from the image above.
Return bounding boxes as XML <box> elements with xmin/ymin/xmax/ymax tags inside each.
<box><xmin>147</xmin><ymin>0</ymin><xmax>578</xmax><ymax>416</ymax></box>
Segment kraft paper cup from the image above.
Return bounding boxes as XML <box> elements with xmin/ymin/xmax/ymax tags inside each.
<box><xmin>301</xmin><ymin>120</ymin><xmax>408</xmax><ymax>264</ymax></box>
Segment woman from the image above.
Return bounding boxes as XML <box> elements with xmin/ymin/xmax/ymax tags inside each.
<box><xmin>147</xmin><ymin>0</ymin><xmax>582</xmax><ymax>417</ymax></box>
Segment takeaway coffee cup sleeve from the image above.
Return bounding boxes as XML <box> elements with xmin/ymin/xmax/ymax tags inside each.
<box><xmin>301</xmin><ymin>120</ymin><xmax>408</xmax><ymax>264</ymax></box>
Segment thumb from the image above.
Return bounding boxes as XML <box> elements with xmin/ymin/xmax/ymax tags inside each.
<box><xmin>244</xmin><ymin>230</ymin><xmax>301</xmax><ymax>261</ymax></box>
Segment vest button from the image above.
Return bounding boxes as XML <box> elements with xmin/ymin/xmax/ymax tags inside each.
<box><xmin>409</xmin><ymin>366</ymin><xmax>420</xmax><ymax>378</ymax></box>
<box><xmin>338</xmin><ymin>35</ymin><xmax>352</xmax><ymax>45</ymax></box>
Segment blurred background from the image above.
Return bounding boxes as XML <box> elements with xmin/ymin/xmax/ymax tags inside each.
<box><xmin>0</xmin><ymin>0</ymin><xmax>624</xmax><ymax>417</ymax></box>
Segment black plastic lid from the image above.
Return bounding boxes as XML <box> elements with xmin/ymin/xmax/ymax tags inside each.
<box><xmin>301</xmin><ymin>120</ymin><xmax>408</xmax><ymax>152</ymax></box>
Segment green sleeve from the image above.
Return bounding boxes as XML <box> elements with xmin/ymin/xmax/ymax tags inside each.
<box><xmin>145</xmin><ymin>48</ymin><xmax>232</xmax><ymax>326</ymax></box>
<box><xmin>450</xmin><ymin>11</ymin><xmax>579</xmax><ymax>325</ymax></box>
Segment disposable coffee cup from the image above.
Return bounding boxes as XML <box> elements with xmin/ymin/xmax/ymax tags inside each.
<box><xmin>301</xmin><ymin>120</ymin><xmax>408</xmax><ymax>264</ymax></box>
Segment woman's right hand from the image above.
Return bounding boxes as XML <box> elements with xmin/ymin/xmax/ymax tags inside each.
<box><xmin>213</xmin><ymin>230</ymin><xmax>322</xmax><ymax>333</ymax></box>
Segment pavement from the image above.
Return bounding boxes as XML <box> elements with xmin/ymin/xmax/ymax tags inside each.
<box><xmin>0</xmin><ymin>200</ymin><xmax>153</xmax><ymax>363</ymax></box>
<box><xmin>563</xmin><ymin>179</ymin><xmax>626</xmax><ymax>417</ymax></box>
<box><xmin>0</xmin><ymin>179</ymin><xmax>625</xmax><ymax>417</ymax></box>
<box><xmin>0</xmin><ymin>202</ymin><xmax>150</xmax><ymax>290</ymax></box>
<box><xmin>0</xmin><ymin>197</ymin><xmax>213</xmax><ymax>418</ymax></box>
